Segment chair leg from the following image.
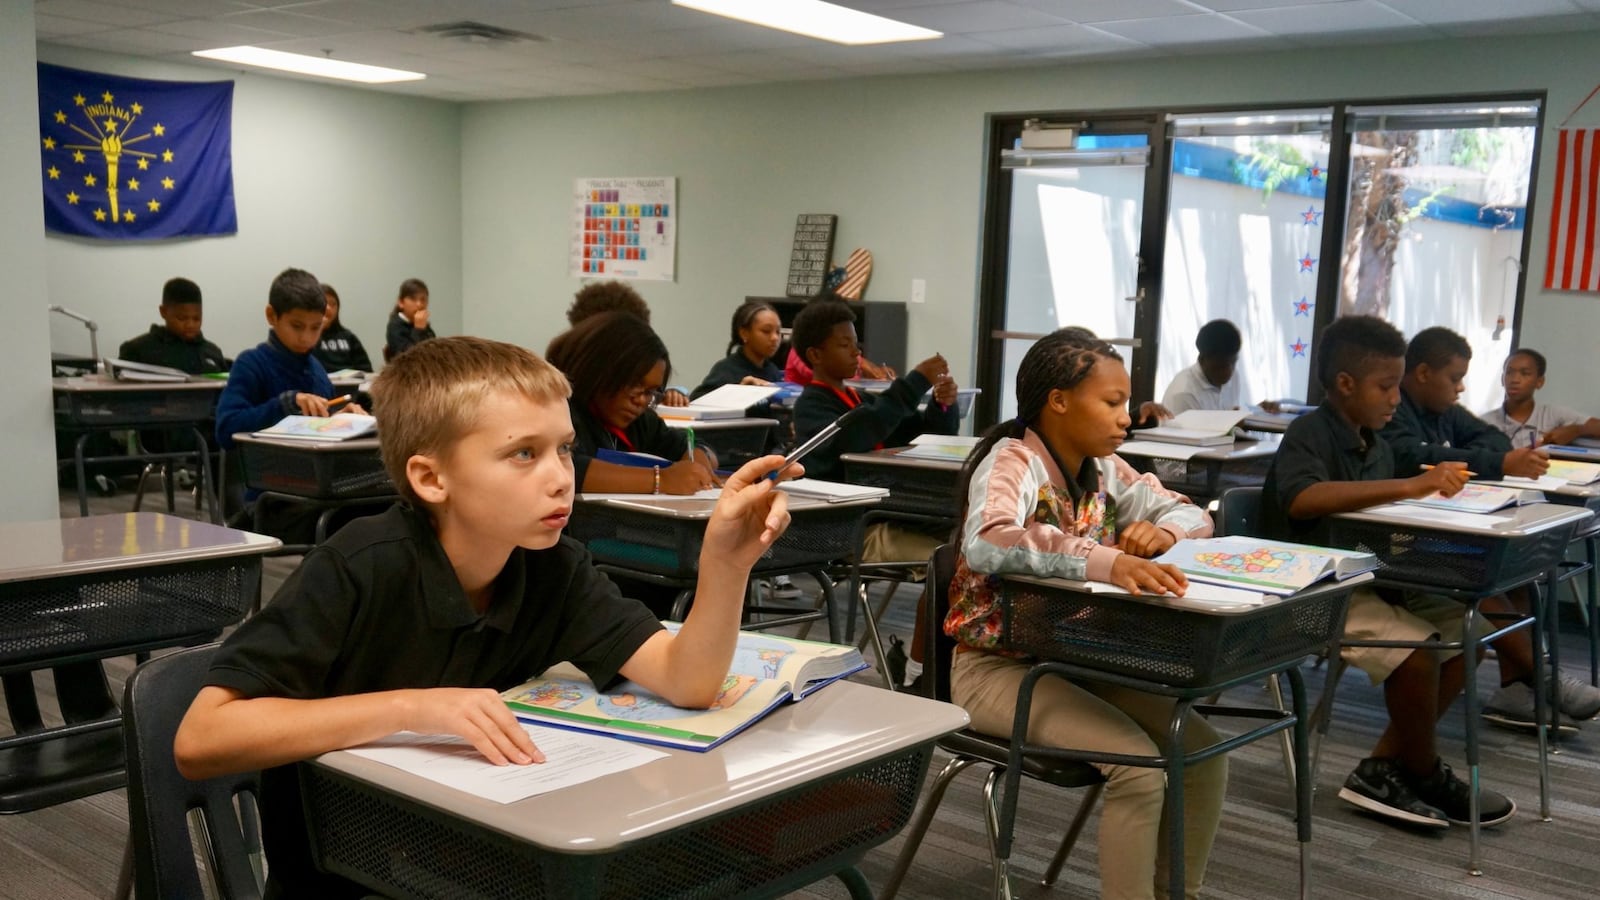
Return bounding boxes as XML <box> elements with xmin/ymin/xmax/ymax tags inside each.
<box><xmin>112</xmin><ymin>834</ymin><xmax>133</xmax><ymax>900</ymax></box>
<box><xmin>1308</xmin><ymin>653</ymin><xmax>1349</xmax><ymax>791</ymax></box>
<box><xmin>859</xmin><ymin>584</ymin><xmax>896</xmax><ymax>690</ymax></box>
<box><xmin>1041</xmin><ymin>781</ymin><xmax>1104</xmax><ymax>887</ymax></box>
<box><xmin>162</xmin><ymin>461</ymin><xmax>177</xmax><ymax>512</ymax></box>
<box><xmin>855</xmin><ymin>579</ymin><xmax>904</xmax><ymax>651</ymax></box>
<box><xmin>1268</xmin><ymin>673</ymin><xmax>1296</xmax><ymax>798</ymax></box>
<box><xmin>131</xmin><ymin>463</ymin><xmax>157</xmax><ymax>512</ymax></box>
<box><xmin>983</xmin><ymin>768</ymin><xmax>1018</xmax><ymax>900</ymax></box>
<box><xmin>880</xmin><ymin>755</ymin><xmax>978</xmax><ymax>900</ymax></box>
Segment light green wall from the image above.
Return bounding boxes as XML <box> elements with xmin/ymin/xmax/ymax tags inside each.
<box><xmin>462</xmin><ymin>29</ymin><xmax>1600</xmax><ymax>409</ymax></box>
<box><xmin>2</xmin><ymin>1</ymin><xmax>59</xmax><ymax>521</ymax></box>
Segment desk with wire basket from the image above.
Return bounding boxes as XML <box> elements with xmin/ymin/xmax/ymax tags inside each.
<box><xmin>301</xmin><ymin>680</ymin><xmax>968</xmax><ymax>900</ymax></box>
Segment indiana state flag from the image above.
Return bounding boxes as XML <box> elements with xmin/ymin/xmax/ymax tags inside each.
<box><xmin>37</xmin><ymin>63</ymin><xmax>236</xmax><ymax>240</ymax></box>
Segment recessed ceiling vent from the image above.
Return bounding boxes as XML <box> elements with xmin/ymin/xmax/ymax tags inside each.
<box><xmin>410</xmin><ymin>21</ymin><xmax>546</xmax><ymax>45</ymax></box>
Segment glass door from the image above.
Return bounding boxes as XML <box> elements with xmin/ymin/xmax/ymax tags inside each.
<box><xmin>978</xmin><ymin>120</ymin><xmax>1163</xmax><ymax>423</ymax></box>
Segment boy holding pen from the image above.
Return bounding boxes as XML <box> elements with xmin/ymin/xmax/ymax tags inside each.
<box><xmin>1376</xmin><ymin>326</ymin><xmax>1600</xmax><ymax>731</ymax></box>
<box><xmin>177</xmin><ymin>336</ymin><xmax>799</xmax><ymax>897</ymax></box>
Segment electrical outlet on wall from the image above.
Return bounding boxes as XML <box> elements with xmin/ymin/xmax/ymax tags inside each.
<box><xmin>911</xmin><ymin>278</ymin><xmax>926</xmax><ymax>304</ymax></box>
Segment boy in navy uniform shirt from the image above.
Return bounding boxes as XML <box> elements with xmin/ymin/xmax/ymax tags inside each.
<box><xmin>176</xmin><ymin>336</ymin><xmax>799</xmax><ymax>898</ymax></box>
<box><xmin>118</xmin><ymin>276</ymin><xmax>229</xmax><ymax>374</ymax></box>
<box><xmin>1262</xmin><ymin>315</ymin><xmax>1516</xmax><ymax>830</ymax></box>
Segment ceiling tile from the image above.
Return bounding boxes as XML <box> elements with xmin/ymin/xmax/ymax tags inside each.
<box><xmin>34</xmin><ymin>12</ymin><xmax>119</xmax><ymax>37</ymax></box>
<box><xmin>34</xmin><ymin>0</ymin><xmax>186</xmax><ymax>27</ymax></box>
<box><xmin>1093</xmin><ymin>12</ymin><xmax>1274</xmax><ymax>43</ymax></box>
<box><xmin>106</xmin><ymin>0</ymin><xmax>259</xmax><ymax>14</ymax></box>
<box><xmin>1435</xmin><ymin>11</ymin><xmax>1600</xmax><ymax>35</ymax></box>
<box><xmin>504</xmin><ymin>2</ymin><xmax>712</xmax><ymax>39</ymax></box>
<box><xmin>1377</xmin><ymin>0</ymin><xmax>1579</xmax><ymax>25</ymax></box>
<box><xmin>147</xmin><ymin>18</ymin><xmax>301</xmax><ymax>45</ymax></box>
<box><xmin>890</xmin><ymin>1</ymin><xmax>1072</xmax><ymax>32</ymax></box>
<box><xmin>1191</xmin><ymin>0</ymin><xmax>1358</xmax><ymax>10</ymax></box>
<box><xmin>977</xmin><ymin>22</ymin><xmax>1142</xmax><ymax>51</ymax></box>
<box><xmin>1230</xmin><ymin>1</ymin><xmax>1420</xmax><ymax>34</ymax></box>
<box><xmin>1011</xmin><ymin>0</ymin><xmax>1199</xmax><ymax>22</ymax></box>
<box><xmin>52</xmin><ymin>27</ymin><xmax>214</xmax><ymax>54</ymax></box>
<box><xmin>220</xmin><ymin>9</ymin><xmax>379</xmax><ymax>38</ymax></box>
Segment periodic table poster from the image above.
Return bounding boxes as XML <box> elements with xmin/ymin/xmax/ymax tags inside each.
<box><xmin>569</xmin><ymin>176</ymin><xmax>677</xmax><ymax>282</ymax></box>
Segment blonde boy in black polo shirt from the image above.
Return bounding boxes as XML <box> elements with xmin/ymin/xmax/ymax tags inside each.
<box><xmin>174</xmin><ymin>336</ymin><xmax>799</xmax><ymax>899</ymax></box>
<box><xmin>1261</xmin><ymin>315</ymin><xmax>1517</xmax><ymax>831</ymax></box>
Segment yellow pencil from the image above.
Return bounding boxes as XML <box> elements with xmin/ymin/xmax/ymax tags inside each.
<box><xmin>1419</xmin><ymin>464</ymin><xmax>1477</xmax><ymax>477</ymax></box>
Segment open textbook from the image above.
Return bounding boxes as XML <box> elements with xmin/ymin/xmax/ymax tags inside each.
<box><xmin>657</xmin><ymin>383</ymin><xmax>780</xmax><ymax>420</ymax></box>
<box><xmin>503</xmin><ymin>629</ymin><xmax>867</xmax><ymax>751</ymax></box>
<box><xmin>1138</xmin><ymin>409</ymin><xmax>1248</xmax><ymax>447</ymax></box>
<box><xmin>1399</xmin><ymin>482</ymin><xmax>1541</xmax><ymax>514</ymax></box>
<box><xmin>252</xmin><ymin>413</ymin><xmax>377</xmax><ymax>441</ymax></box>
<box><xmin>1156</xmin><ymin>536</ymin><xmax>1377</xmax><ymax>595</ymax></box>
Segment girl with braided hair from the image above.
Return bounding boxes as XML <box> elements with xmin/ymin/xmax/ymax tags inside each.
<box><xmin>944</xmin><ymin>327</ymin><xmax>1225</xmax><ymax>900</ymax></box>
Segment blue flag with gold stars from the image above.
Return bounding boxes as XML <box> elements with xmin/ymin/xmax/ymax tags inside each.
<box><xmin>37</xmin><ymin>63</ymin><xmax>236</xmax><ymax>240</ymax></box>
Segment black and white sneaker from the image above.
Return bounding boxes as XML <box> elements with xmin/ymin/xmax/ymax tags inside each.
<box><xmin>1408</xmin><ymin>759</ymin><xmax>1516</xmax><ymax>827</ymax></box>
<box><xmin>1337</xmin><ymin>757</ymin><xmax>1449</xmax><ymax>829</ymax></box>
<box><xmin>768</xmin><ymin>576</ymin><xmax>804</xmax><ymax>599</ymax></box>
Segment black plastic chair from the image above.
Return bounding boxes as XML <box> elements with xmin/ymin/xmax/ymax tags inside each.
<box><xmin>880</xmin><ymin>544</ymin><xmax>1105</xmax><ymax>899</ymax></box>
<box><xmin>122</xmin><ymin>644</ymin><xmax>263</xmax><ymax>900</ymax></box>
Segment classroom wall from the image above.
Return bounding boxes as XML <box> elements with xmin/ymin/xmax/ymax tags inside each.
<box><xmin>35</xmin><ymin>44</ymin><xmax>463</xmax><ymax>369</ymax></box>
<box><xmin>1</xmin><ymin>2</ymin><xmax>60</xmax><ymax>521</ymax></box>
<box><xmin>460</xmin><ymin>29</ymin><xmax>1600</xmax><ymax>410</ymax></box>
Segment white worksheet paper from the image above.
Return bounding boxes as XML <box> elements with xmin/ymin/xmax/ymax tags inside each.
<box><xmin>1115</xmin><ymin>440</ymin><xmax>1208</xmax><ymax>460</ymax></box>
<box><xmin>345</xmin><ymin>724</ymin><xmax>667</xmax><ymax>804</ymax></box>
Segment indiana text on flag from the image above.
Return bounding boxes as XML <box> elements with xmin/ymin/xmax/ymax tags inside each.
<box><xmin>37</xmin><ymin>63</ymin><xmax>236</xmax><ymax>240</ymax></box>
<box><xmin>1545</xmin><ymin>128</ymin><xmax>1600</xmax><ymax>293</ymax></box>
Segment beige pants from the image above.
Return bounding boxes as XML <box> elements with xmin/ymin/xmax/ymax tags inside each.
<box><xmin>1341</xmin><ymin>587</ymin><xmax>1483</xmax><ymax>684</ymax></box>
<box><xmin>952</xmin><ymin>650</ymin><xmax>1227</xmax><ymax>900</ymax></box>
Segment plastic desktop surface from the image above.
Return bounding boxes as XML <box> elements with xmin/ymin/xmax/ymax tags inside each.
<box><xmin>0</xmin><ymin>512</ymin><xmax>280</xmax><ymax>584</ymax></box>
<box><xmin>308</xmin><ymin>680</ymin><xmax>967</xmax><ymax>851</ymax></box>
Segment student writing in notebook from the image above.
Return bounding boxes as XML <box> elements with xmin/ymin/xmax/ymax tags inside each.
<box><xmin>175</xmin><ymin>336</ymin><xmax>798</xmax><ymax>898</ymax></box>
<box><xmin>1479</xmin><ymin>347</ymin><xmax>1600</xmax><ymax>448</ymax></box>
<box><xmin>1260</xmin><ymin>315</ymin><xmax>1522</xmax><ymax>829</ymax></box>
<box><xmin>384</xmin><ymin>277</ymin><xmax>436</xmax><ymax>360</ymax></box>
<box><xmin>545</xmin><ymin>311</ymin><xmax>718</xmax><ymax>494</ymax></box>
<box><xmin>1380</xmin><ymin>327</ymin><xmax>1600</xmax><ymax>728</ymax></box>
<box><xmin>946</xmin><ymin>327</ymin><xmax>1223</xmax><ymax>900</ymax></box>
<box><xmin>690</xmin><ymin>300</ymin><xmax>783</xmax><ymax>399</ymax></box>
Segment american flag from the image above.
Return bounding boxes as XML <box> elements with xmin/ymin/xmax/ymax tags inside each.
<box><xmin>1545</xmin><ymin>128</ymin><xmax>1600</xmax><ymax>292</ymax></box>
<box><xmin>834</xmin><ymin>247</ymin><xmax>873</xmax><ymax>300</ymax></box>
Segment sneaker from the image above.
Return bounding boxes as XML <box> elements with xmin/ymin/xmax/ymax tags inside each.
<box><xmin>1553</xmin><ymin>668</ymin><xmax>1600</xmax><ymax>721</ymax></box>
<box><xmin>1336</xmin><ymin>757</ymin><xmax>1449</xmax><ymax>829</ymax></box>
<box><xmin>769</xmin><ymin>575</ymin><xmax>804</xmax><ymax>599</ymax></box>
<box><xmin>1407</xmin><ymin>759</ymin><xmax>1516</xmax><ymax>827</ymax></box>
<box><xmin>1483</xmin><ymin>681</ymin><xmax>1580</xmax><ymax>733</ymax></box>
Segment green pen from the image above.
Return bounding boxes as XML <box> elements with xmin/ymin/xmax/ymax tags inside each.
<box><xmin>686</xmin><ymin>425</ymin><xmax>696</xmax><ymax>461</ymax></box>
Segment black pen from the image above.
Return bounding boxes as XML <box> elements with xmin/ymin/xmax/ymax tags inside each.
<box><xmin>767</xmin><ymin>406</ymin><xmax>873</xmax><ymax>480</ymax></box>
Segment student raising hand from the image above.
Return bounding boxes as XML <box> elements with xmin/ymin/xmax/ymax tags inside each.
<box><xmin>702</xmin><ymin>455</ymin><xmax>799</xmax><ymax>570</ymax></box>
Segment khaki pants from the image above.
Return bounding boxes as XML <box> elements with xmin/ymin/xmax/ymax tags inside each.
<box><xmin>1341</xmin><ymin>587</ymin><xmax>1483</xmax><ymax>685</ymax></box>
<box><xmin>952</xmin><ymin>650</ymin><xmax>1227</xmax><ymax>900</ymax></box>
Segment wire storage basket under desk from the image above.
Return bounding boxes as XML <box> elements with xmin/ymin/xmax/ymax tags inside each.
<box><xmin>53</xmin><ymin>386</ymin><xmax>217</xmax><ymax>428</ymax></box>
<box><xmin>841</xmin><ymin>459</ymin><xmax>960</xmax><ymax>518</ymax></box>
<box><xmin>237</xmin><ymin>441</ymin><xmax>393</xmax><ymax>499</ymax></box>
<box><xmin>303</xmin><ymin>744</ymin><xmax>929</xmax><ymax>900</ymax></box>
<box><xmin>0</xmin><ymin>555</ymin><xmax>257</xmax><ymax>671</ymax></box>
<box><xmin>569</xmin><ymin>500</ymin><xmax>862</xmax><ymax>579</ymax></box>
<box><xmin>1326</xmin><ymin>517</ymin><xmax>1573</xmax><ymax>592</ymax></box>
<box><xmin>994</xmin><ymin>579</ymin><xmax>1350</xmax><ymax>688</ymax></box>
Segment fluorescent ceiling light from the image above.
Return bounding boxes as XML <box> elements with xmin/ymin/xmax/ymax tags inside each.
<box><xmin>672</xmin><ymin>0</ymin><xmax>941</xmax><ymax>45</ymax></box>
<box><xmin>192</xmin><ymin>47</ymin><xmax>425</xmax><ymax>84</ymax></box>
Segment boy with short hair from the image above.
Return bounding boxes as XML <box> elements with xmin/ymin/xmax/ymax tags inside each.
<box><xmin>175</xmin><ymin>336</ymin><xmax>798</xmax><ymax>898</ymax></box>
<box><xmin>1380</xmin><ymin>326</ymin><xmax>1549</xmax><ymax>481</ymax></box>
<box><xmin>791</xmin><ymin>298</ymin><xmax>958</xmax><ymax>482</ymax></box>
<box><xmin>118</xmin><ymin>276</ymin><xmax>229</xmax><ymax>373</ymax></box>
<box><xmin>1159</xmin><ymin>318</ymin><xmax>1282</xmax><ymax>417</ymax></box>
<box><xmin>1261</xmin><ymin>315</ymin><xmax>1516</xmax><ymax>829</ymax></box>
<box><xmin>214</xmin><ymin>267</ymin><xmax>362</xmax><ymax>452</ymax></box>
<box><xmin>1382</xmin><ymin>329</ymin><xmax>1600</xmax><ymax>727</ymax></box>
<box><xmin>1480</xmin><ymin>347</ymin><xmax>1600</xmax><ymax>448</ymax></box>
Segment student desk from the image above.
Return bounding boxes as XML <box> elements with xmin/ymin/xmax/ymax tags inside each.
<box><xmin>0</xmin><ymin>513</ymin><xmax>279</xmax><ymax>813</ymax></box>
<box><xmin>229</xmin><ymin>433</ymin><xmax>397</xmax><ymax>550</ymax></box>
<box><xmin>1327</xmin><ymin>501</ymin><xmax>1591</xmax><ymax>874</ymax></box>
<box><xmin>845</xmin><ymin>379</ymin><xmax>982</xmax><ymax>419</ymax></box>
<box><xmin>1239</xmin><ymin>412</ymin><xmax>1298</xmax><ymax>434</ymax></box>
<box><xmin>300</xmin><ymin>680</ymin><xmax>969</xmax><ymax>900</ymax></box>
<box><xmin>838</xmin><ymin>447</ymin><xmax>965</xmax><ymax>670</ymax></box>
<box><xmin>1117</xmin><ymin>436</ymin><xmax>1281</xmax><ymax>504</ymax></box>
<box><xmin>568</xmin><ymin>494</ymin><xmax>877</xmax><ymax>641</ymax></box>
<box><xmin>1520</xmin><ymin>480</ymin><xmax>1600</xmax><ymax>684</ymax></box>
<box><xmin>1544</xmin><ymin>443</ymin><xmax>1600</xmax><ymax>463</ymax></box>
<box><xmin>661</xmin><ymin>416</ymin><xmax>778</xmax><ymax>468</ymax></box>
<box><xmin>52</xmin><ymin>376</ymin><xmax>225</xmax><ymax>520</ymax></box>
<box><xmin>987</xmin><ymin>574</ymin><xmax>1365</xmax><ymax>900</ymax></box>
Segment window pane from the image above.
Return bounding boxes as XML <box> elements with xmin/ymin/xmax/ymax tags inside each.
<box><xmin>1157</xmin><ymin>125</ymin><xmax>1331</xmax><ymax>407</ymax></box>
<box><xmin>1339</xmin><ymin>108</ymin><xmax>1537</xmax><ymax>414</ymax></box>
